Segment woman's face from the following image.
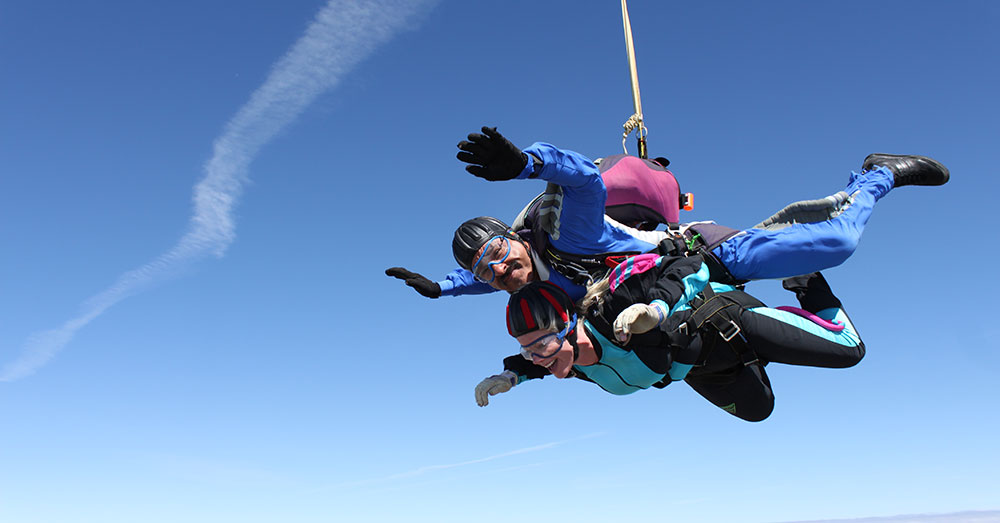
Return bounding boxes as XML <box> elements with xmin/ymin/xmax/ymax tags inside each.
<box><xmin>516</xmin><ymin>329</ymin><xmax>575</xmax><ymax>378</ymax></box>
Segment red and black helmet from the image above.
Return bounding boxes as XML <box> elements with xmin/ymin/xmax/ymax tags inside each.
<box><xmin>506</xmin><ymin>281</ymin><xmax>576</xmax><ymax>337</ymax></box>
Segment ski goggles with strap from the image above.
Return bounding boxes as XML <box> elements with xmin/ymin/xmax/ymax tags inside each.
<box><xmin>471</xmin><ymin>236</ymin><xmax>512</xmax><ymax>284</ymax></box>
<box><xmin>519</xmin><ymin>313</ymin><xmax>577</xmax><ymax>361</ymax></box>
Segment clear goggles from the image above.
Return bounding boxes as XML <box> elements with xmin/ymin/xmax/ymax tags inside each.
<box><xmin>471</xmin><ymin>236</ymin><xmax>511</xmax><ymax>284</ymax></box>
<box><xmin>519</xmin><ymin>314</ymin><xmax>577</xmax><ymax>361</ymax></box>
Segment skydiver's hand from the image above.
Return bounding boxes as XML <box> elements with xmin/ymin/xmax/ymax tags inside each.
<box><xmin>613</xmin><ymin>302</ymin><xmax>669</xmax><ymax>344</ymax></box>
<box><xmin>474</xmin><ymin>371</ymin><xmax>517</xmax><ymax>407</ymax></box>
<box><xmin>385</xmin><ymin>267</ymin><xmax>442</xmax><ymax>299</ymax></box>
<box><xmin>456</xmin><ymin>126</ymin><xmax>529</xmax><ymax>181</ymax></box>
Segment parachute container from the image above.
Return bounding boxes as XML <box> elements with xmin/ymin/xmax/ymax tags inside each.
<box><xmin>600</xmin><ymin>154</ymin><xmax>687</xmax><ymax>230</ymax></box>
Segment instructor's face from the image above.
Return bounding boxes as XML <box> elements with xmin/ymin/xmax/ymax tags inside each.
<box><xmin>476</xmin><ymin>240</ymin><xmax>536</xmax><ymax>292</ymax></box>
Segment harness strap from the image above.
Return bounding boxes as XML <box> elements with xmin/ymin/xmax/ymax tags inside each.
<box><xmin>654</xmin><ymin>229</ymin><xmax>745</xmax><ymax>286</ymax></box>
<box><xmin>680</xmin><ymin>286</ymin><xmax>761</xmax><ymax>368</ymax></box>
<box><xmin>545</xmin><ymin>245</ymin><xmax>642</xmax><ymax>287</ymax></box>
<box><xmin>682</xmin><ymin>231</ymin><xmax>745</xmax><ymax>286</ymax></box>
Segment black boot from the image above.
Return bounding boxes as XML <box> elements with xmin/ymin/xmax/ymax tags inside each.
<box><xmin>781</xmin><ymin>272</ymin><xmax>842</xmax><ymax>313</ymax></box>
<box><xmin>862</xmin><ymin>153</ymin><xmax>950</xmax><ymax>187</ymax></box>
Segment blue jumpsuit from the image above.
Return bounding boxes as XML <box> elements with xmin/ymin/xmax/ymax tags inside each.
<box><xmin>440</xmin><ymin>142</ymin><xmax>666</xmax><ymax>300</ymax></box>
<box><xmin>440</xmin><ymin>142</ymin><xmax>894</xmax><ymax>298</ymax></box>
<box><xmin>713</xmin><ymin>168</ymin><xmax>893</xmax><ymax>280</ymax></box>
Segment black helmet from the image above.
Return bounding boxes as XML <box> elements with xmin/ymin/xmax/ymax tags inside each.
<box><xmin>506</xmin><ymin>281</ymin><xmax>576</xmax><ymax>337</ymax></box>
<box><xmin>453</xmin><ymin>216</ymin><xmax>514</xmax><ymax>270</ymax></box>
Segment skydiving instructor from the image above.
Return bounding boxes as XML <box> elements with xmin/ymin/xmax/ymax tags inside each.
<box><xmin>387</xmin><ymin>126</ymin><xmax>949</xmax><ymax>300</ymax></box>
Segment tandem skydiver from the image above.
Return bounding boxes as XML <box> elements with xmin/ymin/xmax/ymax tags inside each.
<box><xmin>386</xmin><ymin>126</ymin><xmax>949</xmax><ymax>301</ymax></box>
<box><xmin>476</xmin><ymin>256</ymin><xmax>864</xmax><ymax>422</ymax></box>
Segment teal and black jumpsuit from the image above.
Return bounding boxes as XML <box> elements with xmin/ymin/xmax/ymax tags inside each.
<box><xmin>503</xmin><ymin>255</ymin><xmax>865</xmax><ymax>422</ymax></box>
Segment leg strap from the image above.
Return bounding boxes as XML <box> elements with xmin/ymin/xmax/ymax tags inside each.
<box><xmin>681</xmin><ymin>286</ymin><xmax>761</xmax><ymax>368</ymax></box>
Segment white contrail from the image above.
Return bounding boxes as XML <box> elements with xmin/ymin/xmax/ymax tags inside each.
<box><xmin>1</xmin><ymin>0</ymin><xmax>438</xmax><ymax>382</ymax></box>
<box><xmin>306</xmin><ymin>432</ymin><xmax>606</xmax><ymax>493</ymax></box>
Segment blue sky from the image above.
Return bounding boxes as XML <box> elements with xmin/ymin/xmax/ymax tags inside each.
<box><xmin>1</xmin><ymin>1</ymin><xmax>998</xmax><ymax>522</ymax></box>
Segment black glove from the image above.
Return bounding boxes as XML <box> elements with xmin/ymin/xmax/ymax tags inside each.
<box><xmin>385</xmin><ymin>267</ymin><xmax>441</xmax><ymax>299</ymax></box>
<box><xmin>456</xmin><ymin>126</ymin><xmax>529</xmax><ymax>181</ymax></box>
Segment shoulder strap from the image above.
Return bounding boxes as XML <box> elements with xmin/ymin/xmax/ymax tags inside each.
<box><xmin>544</xmin><ymin>245</ymin><xmax>643</xmax><ymax>287</ymax></box>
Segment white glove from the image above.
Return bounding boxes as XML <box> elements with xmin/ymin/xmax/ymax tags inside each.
<box><xmin>613</xmin><ymin>301</ymin><xmax>668</xmax><ymax>343</ymax></box>
<box><xmin>475</xmin><ymin>371</ymin><xmax>517</xmax><ymax>407</ymax></box>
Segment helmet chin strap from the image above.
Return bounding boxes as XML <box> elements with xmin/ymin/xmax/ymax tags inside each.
<box><xmin>561</xmin><ymin>319</ymin><xmax>582</xmax><ymax>380</ymax></box>
<box><xmin>566</xmin><ymin>319</ymin><xmax>581</xmax><ymax>361</ymax></box>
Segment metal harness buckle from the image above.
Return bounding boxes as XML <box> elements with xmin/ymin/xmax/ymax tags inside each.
<box><xmin>719</xmin><ymin>320</ymin><xmax>741</xmax><ymax>342</ymax></box>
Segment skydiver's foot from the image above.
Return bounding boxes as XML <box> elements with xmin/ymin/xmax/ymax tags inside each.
<box><xmin>781</xmin><ymin>272</ymin><xmax>842</xmax><ymax>313</ymax></box>
<box><xmin>863</xmin><ymin>153</ymin><xmax>950</xmax><ymax>187</ymax></box>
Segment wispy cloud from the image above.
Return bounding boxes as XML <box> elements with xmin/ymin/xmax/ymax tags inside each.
<box><xmin>780</xmin><ymin>511</ymin><xmax>1000</xmax><ymax>523</ymax></box>
<box><xmin>1</xmin><ymin>0</ymin><xmax>438</xmax><ymax>382</ymax></box>
<box><xmin>133</xmin><ymin>451</ymin><xmax>299</xmax><ymax>490</ymax></box>
<box><xmin>307</xmin><ymin>432</ymin><xmax>606</xmax><ymax>494</ymax></box>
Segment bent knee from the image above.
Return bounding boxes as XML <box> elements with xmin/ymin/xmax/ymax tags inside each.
<box><xmin>726</xmin><ymin>398</ymin><xmax>774</xmax><ymax>422</ymax></box>
<box><xmin>846</xmin><ymin>341</ymin><xmax>866</xmax><ymax>367</ymax></box>
<box><xmin>834</xmin><ymin>341</ymin><xmax>866</xmax><ymax>369</ymax></box>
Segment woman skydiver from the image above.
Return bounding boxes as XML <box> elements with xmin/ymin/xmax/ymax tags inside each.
<box><xmin>474</xmin><ymin>253</ymin><xmax>865</xmax><ymax>422</ymax></box>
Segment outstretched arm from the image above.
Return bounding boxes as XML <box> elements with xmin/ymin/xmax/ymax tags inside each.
<box><xmin>457</xmin><ymin>126</ymin><xmax>532</xmax><ymax>181</ymax></box>
<box><xmin>474</xmin><ymin>371</ymin><xmax>517</xmax><ymax>407</ymax></box>
<box><xmin>385</xmin><ymin>267</ymin><xmax>441</xmax><ymax>298</ymax></box>
<box><xmin>475</xmin><ymin>355</ymin><xmax>552</xmax><ymax>407</ymax></box>
<box><xmin>438</xmin><ymin>268</ymin><xmax>500</xmax><ymax>296</ymax></box>
<box><xmin>456</xmin><ymin>126</ymin><xmax>607</xmax><ymax>250</ymax></box>
<box><xmin>456</xmin><ymin>126</ymin><xmax>603</xmax><ymax>193</ymax></box>
<box><xmin>385</xmin><ymin>267</ymin><xmax>498</xmax><ymax>298</ymax></box>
